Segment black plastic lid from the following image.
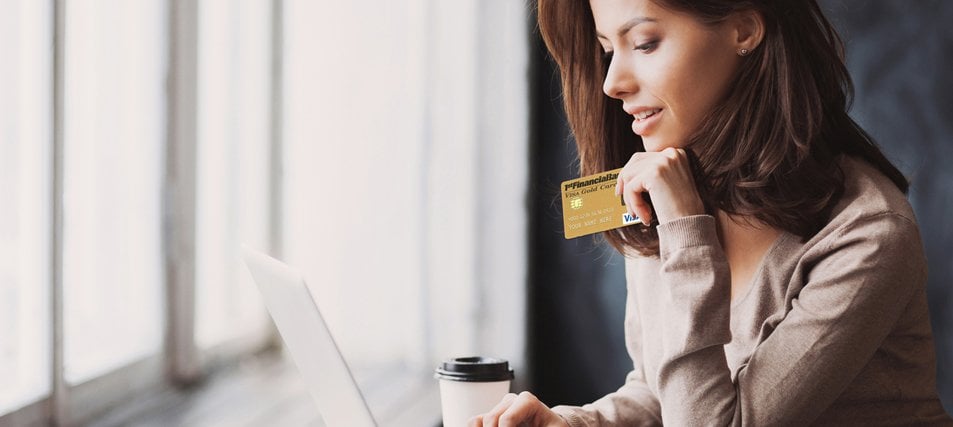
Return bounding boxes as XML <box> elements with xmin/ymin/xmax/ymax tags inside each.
<box><xmin>434</xmin><ymin>356</ymin><xmax>515</xmax><ymax>382</ymax></box>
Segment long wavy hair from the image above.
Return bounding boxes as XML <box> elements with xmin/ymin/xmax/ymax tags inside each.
<box><xmin>537</xmin><ymin>0</ymin><xmax>907</xmax><ymax>256</ymax></box>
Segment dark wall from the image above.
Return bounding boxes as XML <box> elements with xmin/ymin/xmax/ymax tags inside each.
<box><xmin>822</xmin><ymin>0</ymin><xmax>953</xmax><ymax>412</ymax></box>
<box><xmin>527</xmin><ymin>29</ymin><xmax>630</xmax><ymax>406</ymax></box>
<box><xmin>528</xmin><ymin>0</ymin><xmax>953</xmax><ymax>414</ymax></box>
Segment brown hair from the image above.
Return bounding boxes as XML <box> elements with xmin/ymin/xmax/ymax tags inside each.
<box><xmin>537</xmin><ymin>0</ymin><xmax>908</xmax><ymax>256</ymax></box>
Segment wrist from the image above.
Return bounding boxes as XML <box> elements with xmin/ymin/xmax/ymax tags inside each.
<box><xmin>658</xmin><ymin>200</ymin><xmax>705</xmax><ymax>224</ymax></box>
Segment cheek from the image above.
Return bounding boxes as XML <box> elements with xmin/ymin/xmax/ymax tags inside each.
<box><xmin>665</xmin><ymin>48</ymin><xmax>735</xmax><ymax>133</ymax></box>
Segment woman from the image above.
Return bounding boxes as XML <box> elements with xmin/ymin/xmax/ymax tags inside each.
<box><xmin>472</xmin><ymin>0</ymin><xmax>953</xmax><ymax>426</ymax></box>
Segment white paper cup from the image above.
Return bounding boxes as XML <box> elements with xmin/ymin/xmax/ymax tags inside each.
<box><xmin>434</xmin><ymin>357</ymin><xmax>514</xmax><ymax>427</ymax></box>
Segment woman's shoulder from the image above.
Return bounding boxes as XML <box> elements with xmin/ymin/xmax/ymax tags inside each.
<box><xmin>826</xmin><ymin>155</ymin><xmax>918</xmax><ymax>230</ymax></box>
<box><xmin>803</xmin><ymin>155</ymin><xmax>925</xmax><ymax>273</ymax></box>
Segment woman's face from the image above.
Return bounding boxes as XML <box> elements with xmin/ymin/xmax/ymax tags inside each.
<box><xmin>591</xmin><ymin>0</ymin><xmax>742</xmax><ymax>152</ymax></box>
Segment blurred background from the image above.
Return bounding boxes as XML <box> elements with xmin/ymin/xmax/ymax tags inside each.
<box><xmin>0</xmin><ymin>0</ymin><xmax>949</xmax><ymax>426</ymax></box>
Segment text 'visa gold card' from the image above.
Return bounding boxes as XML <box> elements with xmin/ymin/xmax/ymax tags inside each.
<box><xmin>561</xmin><ymin>168</ymin><xmax>641</xmax><ymax>239</ymax></box>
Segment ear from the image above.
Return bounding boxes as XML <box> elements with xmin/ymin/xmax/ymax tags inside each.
<box><xmin>730</xmin><ymin>9</ymin><xmax>765</xmax><ymax>54</ymax></box>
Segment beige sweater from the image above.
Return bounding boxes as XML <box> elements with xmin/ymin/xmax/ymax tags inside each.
<box><xmin>552</xmin><ymin>156</ymin><xmax>953</xmax><ymax>426</ymax></box>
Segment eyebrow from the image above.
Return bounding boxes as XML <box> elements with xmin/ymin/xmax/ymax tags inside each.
<box><xmin>595</xmin><ymin>16</ymin><xmax>658</xmax><ymax>40</ymax></box>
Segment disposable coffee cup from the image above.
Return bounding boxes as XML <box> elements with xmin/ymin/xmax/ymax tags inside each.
<box><xmin>434</xmin><ymin>356</ymin><xmax>514</xmax><ymax>427</ymax></box>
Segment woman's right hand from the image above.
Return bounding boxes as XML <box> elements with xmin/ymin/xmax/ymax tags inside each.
<box><xmin>468</xmin><ymin>392</ymin><xmax>570</xmax><ymax>427</ymax></box>
<box><xmin>615</xmin><ymin>147</ymin><xmax>705</xmax><ymax>225</ymax></box>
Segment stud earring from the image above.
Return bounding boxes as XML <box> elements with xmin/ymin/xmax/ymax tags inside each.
<box><xmin>738</xmin><ymin>48</ymin><xmax>750</xmax><ymax>56</ymax></box>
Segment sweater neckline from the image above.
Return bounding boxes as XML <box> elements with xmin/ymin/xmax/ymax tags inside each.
<box><xmin>730</xmin><ymin>231</ymin><xmax>793</xmax><ymax>310</ymax></box>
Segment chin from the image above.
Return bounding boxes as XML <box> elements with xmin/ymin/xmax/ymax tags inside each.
<box><xmin>640</xmin><ymin>135</ymin><xmax>682</xmax><ymax>153</ymax></box>
<box><xmin>640</xmin><ymin>138</ymin><xmax>667</xmax><ymax>152</ymax></box>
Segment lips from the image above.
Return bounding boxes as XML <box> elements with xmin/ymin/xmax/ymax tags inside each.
<box><xmin>628</xmin><ymin>108</ymin><xmax>663</xmax><ymax>136</ymax></box>
<box><xmin>633</xmin><ymin>108</ymin><xmax>662</xmax><ymax>121</ymax></box>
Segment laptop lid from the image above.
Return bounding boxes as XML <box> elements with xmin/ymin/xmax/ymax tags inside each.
<box><xmin>241</xmin><ymin>246</ymin><xmax>377</xmax><ymax>427</ymax></box>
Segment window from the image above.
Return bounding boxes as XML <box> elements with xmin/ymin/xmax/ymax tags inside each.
<box><xmin>62</xmin><ymin>0</ymin><xmax>167</xmax><ymax>384</ymax></box>
<box><xmin>194</xmin><ymin>0</ymin><xmax>273</xmax><ymax>353</ymax></box>
<box><xmin>282</xmin><ymin>0</ymin><xmax>530</xmax><ymax>390</ymax></box>
<box><xmin>0</xmin><ymin>0</ymin><xmax>52</xmax><ymax>415</ymax></box>
<box><xmin>0</xmin><ymin>0</ymin><xmax>529</xmax><ymax>424</ymax></box>
<box><xmin>282</xmin><ymin>0</ymin><xmax>430</xmax><ymax>375</ymax></box>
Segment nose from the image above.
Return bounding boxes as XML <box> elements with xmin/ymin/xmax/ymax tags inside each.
<box><xmin>602</xmin><ymin>55</ymin><xmax>636</xmax><ymax>100</ymax></box>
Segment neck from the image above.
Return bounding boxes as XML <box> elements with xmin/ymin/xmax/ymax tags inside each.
<box><xmin>714</xmin><ymin>211</ymin><xmax>782</xmax><ymax>257</ymax></box>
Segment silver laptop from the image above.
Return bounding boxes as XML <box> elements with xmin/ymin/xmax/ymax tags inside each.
<box><xmin>241</xmin><ymin>246</ymin><xmax>378</xmax><ymax>427</ymax></box>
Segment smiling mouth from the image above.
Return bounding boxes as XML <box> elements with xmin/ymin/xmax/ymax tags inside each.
<box><xmin>634</xmin><ymin>108</ymin><xmax>662</xmax><ymax>121</ymax></box>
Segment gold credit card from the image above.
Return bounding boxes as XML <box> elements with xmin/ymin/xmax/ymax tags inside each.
<box><xmin>561</xmin><ymin>168</ymin><xmax>640</xmax><ymax>239</ymax></box>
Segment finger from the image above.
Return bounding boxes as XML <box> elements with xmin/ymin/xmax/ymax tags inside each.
<box><xmin>615</xmin><ymin>166</ymin><xmax>634</xmax><ymax>197</ymax></box>
<box><xmin>621</xmin><ymin>179</ymin><xmax>639</xmax><ymax>220</ymax></box>
<box><xmin>636</xmin><ymin>192</ymin><xmax>654</xmax><ymax>226</ymax></box>
<box><xmin>634</xmin><ymin>193</ymin><xmax>653</xmax><ymax>226</ymax></box>
<box><xmin>623</xmin><ymin>176</ymin><xmax>653</xmax><ymax>226</ymax></box>
<box><xmin>482</xmin><ymin>393</ymin><xmax>518</xmax><ymax>427</ymax></box>
<box><xmin>629</xmin><ymin>187</ymin><xmax>653</xmax><ymax>226</ymax></box>
<box><xmin>618</xmin><ymin>152</ymin><xmax>649</xmax><ymax>212</ymax></box>
<box><xmin>467</xmin><ymin>415</ymin><xmax>483</xmax><ymax>427</ymax></box>
<box><xmin>617</xmin><ymin>151</ymin><xmax>645</xmax><ymax>196</ymax></box>
<box><xmin>498</xmin><ymin>392</ymin><xmax>544</xmax><ymax>427</ymax></box>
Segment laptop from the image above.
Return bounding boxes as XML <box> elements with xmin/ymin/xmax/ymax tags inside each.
<box><xmin>241</xmin><ymin>246</ymin><xmax>378</xmax><ymax>427</ymax></box>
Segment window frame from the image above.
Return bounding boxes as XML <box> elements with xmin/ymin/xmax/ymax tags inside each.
<box><xmin>0</xmin><ymin>0</ymin><xmax>527</xmax><ymax>424</ymax></box>
<box><xmin>0</xmin><ymin>0</ymin><xmax>284</xmax><ymax>424</ymax></box>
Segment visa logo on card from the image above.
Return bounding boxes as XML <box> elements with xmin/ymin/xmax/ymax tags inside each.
<box><xmin>560</xmin><ymin>168</ymin><xmax>640</xmax><ymax>239</ymax></box>
<box><xmin>621</xmin><ymin>212</ymin><xmax>641</xmax><ymax>225</ymax></box>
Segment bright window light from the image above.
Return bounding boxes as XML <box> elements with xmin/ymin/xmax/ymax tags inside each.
<box><xmin>62</xmin><ymin>0</ymin><xmax>166</xmax><ymax>384</ymax></box>
<box><xmin>195</xmin><ymin>0</ymin><xmax>272</xmax><ymax>350</ymax></box>
<box><xmin>282</xmin><ymin>0</ymin><xmax>429</xmax><ymax>371</ymax></box>
<box><xmin>0</xmin><ymin>0</ymin><xmax>52</xmax><ymax>415</ymax></box>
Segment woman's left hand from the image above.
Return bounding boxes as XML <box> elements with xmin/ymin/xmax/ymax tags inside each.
<box><xmin>615</xmin><ymin>147</ymin><xmax>705</xmax><ymax>225</ymax></box>
<box><xmin>468</xmin><ymin>392</ymin><xmax>569</xmax><ymax>427</ymax></box>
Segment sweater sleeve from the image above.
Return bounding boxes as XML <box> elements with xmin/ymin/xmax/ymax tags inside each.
<box><xmin>550</xmin><ymin>370</ymin><xmax>662</xmax><ymax>427</ymax></box>
<box><xmin>653</xmin><ymin>213</ymin><xmax>925</xmax><ymax>426</ymax></box>
<box><xmin>550</xmin><ymin>258</ymin><xmax>663</xmax><ymax>427</ymax></box>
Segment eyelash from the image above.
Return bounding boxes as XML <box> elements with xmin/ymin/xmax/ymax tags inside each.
<box><xmin>601</xmin><ymin>39</ymin><xmax>659</xmax><ymax>62</ymax></box>
<box><xmin>634</xmin><ymin>40</ymin><xmax>658</xmax><ymax>52</ymax></box>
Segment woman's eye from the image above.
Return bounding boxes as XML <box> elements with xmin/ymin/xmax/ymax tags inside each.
<box><xmin>634</xmin><ymin>40</ymin><xmax>658</xmax><ymax>53</ymax></box>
